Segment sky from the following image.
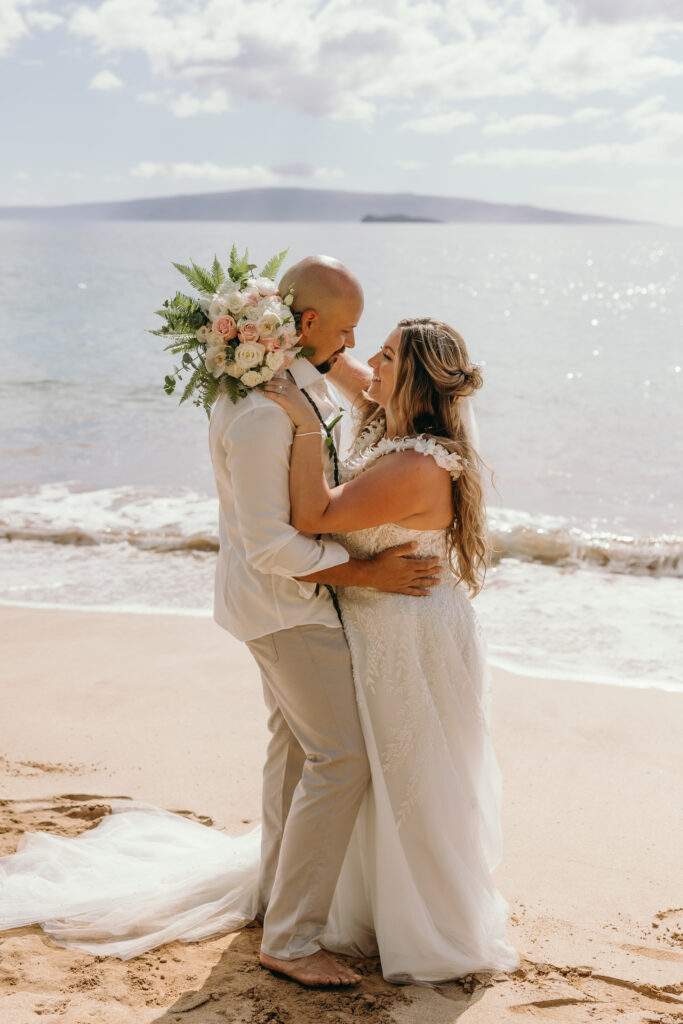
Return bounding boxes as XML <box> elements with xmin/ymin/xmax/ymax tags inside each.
<box><xmin>2</xmin><ymin>0</ymin><xmax>683</xmax><ymax>224</ymax></box>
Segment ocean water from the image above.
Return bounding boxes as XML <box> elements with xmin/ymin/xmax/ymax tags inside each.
<box><xmin>0</xmin><ymin>220</ymin><xmax>681</xmax><ymax>690</ymax></box>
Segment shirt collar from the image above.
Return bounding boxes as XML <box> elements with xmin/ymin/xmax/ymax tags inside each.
<box><xmin>288</xmin><ymin>357</ymin><xmax>327</xmax><ymax>393</ymax></box>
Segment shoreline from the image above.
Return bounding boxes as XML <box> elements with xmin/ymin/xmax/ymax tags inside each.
<box><xmin>1</xmin><ymin>605</ymin><xmax>682</xmax><ymax>1022</ymax></box>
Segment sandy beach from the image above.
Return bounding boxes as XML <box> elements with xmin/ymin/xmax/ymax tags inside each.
<box><xmin>1</xmin><ymin>604</ymin><xmax>682</xmax><ymax>1024</ymax></box>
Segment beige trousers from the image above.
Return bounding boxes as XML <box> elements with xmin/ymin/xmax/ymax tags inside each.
<box><xmin>246</xmin><ymin>623</ymin><xmax>369</xmax><ymax>960</ymax></box>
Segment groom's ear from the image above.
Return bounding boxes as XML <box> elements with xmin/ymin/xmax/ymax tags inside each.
<box><xmin>299</xmin><ymin>309</ymin><xmax>318</xmax><ymax>335</ymax></box>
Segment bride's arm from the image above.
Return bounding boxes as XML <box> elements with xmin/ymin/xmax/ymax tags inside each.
<box><xmin>264</xmin><ymin>379</ymin><xmax>448</xmax><ymax>534</ymax></box>
<box><xmin>290</xmin><ymin>439</ymin><xmax>442</xmax><ymax>533</ymax></box>
<box><xmin>325</xmin><ymin>350</ymin><xmax>374</xmax><ymax>405</ymax></box>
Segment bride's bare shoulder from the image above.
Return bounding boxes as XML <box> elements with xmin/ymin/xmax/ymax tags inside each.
<box><xmin>365</xmin><ymin>448</ymin><xmax>453</xmax><ymax>489</ymax></box>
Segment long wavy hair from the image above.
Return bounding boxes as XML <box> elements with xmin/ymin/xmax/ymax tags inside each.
<box><xmin>354</xmin><ymin>317</ymin><xmax>489</xmax><ymax>595</ymax></box>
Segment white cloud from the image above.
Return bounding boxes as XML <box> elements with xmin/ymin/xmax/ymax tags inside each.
<box><xmin>542</xmin><ymin>183</ymin><xmax>615</xmax><ymax>195</ymax></box>
<box><xmin>0</xmin><ymin>1</ymin><xmax>30</xmax><ymax>56</ymax></box>
<box><xmin>89</xmin><ymin>68</ymin><xmax>123</xmax><ymax>91</ymax></box>
<box><xmin>0</xmin><ymin>2</ymin><xmax>64</xmax><ymax>57</ymax></box>
<box><xmin>139</xmin><ymin>88</ymin><xmax>230</xmax><ymax>117</ymax></box>
<box><xmin>453</xmin><ymin>94</ymin><xmax>683</xmax><ymax>170</ymax></box>
<box><xmin>570</xmin><ymin>106</ymin><xmax>612</xmax><ymax>123</ymax></box>
<box><xmin>25</xmin><ymin>9</ymin><xmax>63</xmax><ymax>30</ymax></box>
<box><xmin>130</xmin><ymin>160</ymin><xmax>342</xmax><ymax>184</ymax></box>
<box><xmin>569</xmin><ymin>0</ymin><xmax>683</xmax><ymax>23</ymax></box>
<box><xmin>401</xmin><ymin>110</ymin><xmax>477</xmax><ymax>134</ymax></box>
<box><xmin>130</xmin><ymin>161</ymin><xmax>274</xmax><ymax>183</ymax></box>
<box><xmin>269</xmin><ymin>162</ymin><xmax>343</xmax><ymax>180</ymax></box>
<box><xmin>484</xmin><ymin>113</ymin><xmax>565</xmax><ymax>135</ymax></box>
<box><xmin>452</xmin><ymin>139</ymin><xmax>681</xmax><ymax>166</ymax></box>
<box><xmin>66</xmin><ymin>0</ymin><xmax>683</xmax><ymax>122</ymax></box>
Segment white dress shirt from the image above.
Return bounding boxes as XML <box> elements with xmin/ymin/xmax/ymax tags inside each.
<box><xmin>209</xmin><ymin>358</ymin><xmax>350</xmax><ymax>641</ymax></box>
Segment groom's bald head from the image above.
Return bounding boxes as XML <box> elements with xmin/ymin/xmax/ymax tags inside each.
<box><xmin>279</xmin><ymin>255</ymin><xmax>362</xmax><ymax>315</ymax></box>
<box><xmin>279</xmin><ymin>255</ymin><xmax>364</xmax><ymax>372</ymax></box>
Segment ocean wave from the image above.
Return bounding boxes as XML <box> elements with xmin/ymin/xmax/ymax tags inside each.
<box><xmin>1</xmin><ymin>484</ymin><xmax>681</xmax><ymax>578</ymax></box>
<box><xmin>488</xmin><ymin>508</ymin><xmax>682</xmax><ymax>577</ymax></box>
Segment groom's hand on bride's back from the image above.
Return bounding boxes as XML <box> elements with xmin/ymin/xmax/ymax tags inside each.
<box><xmin>368</xmin><ymin>542</ymin><xmax>443</xmax><ymax>596</ymax></box>
<box><xmin>297</xmin><ymin>542</ymin><xmax>442</xmax><ymax>596</ymax></box>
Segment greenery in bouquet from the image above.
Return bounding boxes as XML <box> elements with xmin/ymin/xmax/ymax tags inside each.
<box><xmin>151</xmin><ymin>246</ymin><xmax>309</xmax><ymax>415</ymax></box>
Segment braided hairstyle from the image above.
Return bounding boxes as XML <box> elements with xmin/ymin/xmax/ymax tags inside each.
<box><xmin>354</xmin><ymin>317</ymin><xmax>489</xmax><ymax>594</ymax></box>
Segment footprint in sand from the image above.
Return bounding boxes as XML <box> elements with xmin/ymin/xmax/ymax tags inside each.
<box><xmin>509</xmin><ymin>960</ymin><xmax>683</xmax><ymax>1021</ymax></box>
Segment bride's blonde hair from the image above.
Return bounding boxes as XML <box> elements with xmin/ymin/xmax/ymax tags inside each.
<box><xmin>354</xmin><ymin>317</ymin><xmax>489</xmax><ymax>595</ymax></box>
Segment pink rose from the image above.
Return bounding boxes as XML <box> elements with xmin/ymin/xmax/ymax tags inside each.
<box><xmin>238</xmin><ymin>321</ymin><xmax>261</xmax><ymax>344</ymax></box>
<box><xmin>262</xmin><ymin>337</ymin><xmax>280</xmax><ymax>352</ymax></box>
<box><xmin>213</xmin><ymin>315</ymin><xmax>238</xmax><ymax>340</ymax></box>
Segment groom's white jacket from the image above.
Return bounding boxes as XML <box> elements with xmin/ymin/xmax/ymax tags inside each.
<box><xmin>209</xmin><ymin>358</ymin><xmax>350</xmax><ymax>641</ymax></box>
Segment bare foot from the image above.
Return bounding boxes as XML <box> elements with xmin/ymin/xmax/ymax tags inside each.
<box><xmin>260</xmin><ymin>949</ymin><xmax>362</xmax><ymax>987</ymax></box>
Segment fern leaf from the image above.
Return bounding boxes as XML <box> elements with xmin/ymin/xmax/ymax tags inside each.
<box><xmin>211</xmin><ymin>255</ymin><xmax>225</xmax><ymax>289</ymax></box>
<box><xmin>261</xmin><ymin>248</ymin><xmax>289</xmax><ymax>281</ymax></box>
<box><xmin>232</xmin><ymin>251</ymin><xmax>251</xmax><ymax>280</ymax></box>
<box><xmin>202</xmin><ymin>376</ymin><xmax>220</xmax><ymax>416</ymax></box>
<box><xmin>179</xmin><ymin>367</ymin><xmax>203</xmax><ymax>404</ymax></box>
<box><xmin>172</xmin><ymin>262</ymin><xmax>205</xmax><ymax>291</ymax></box>
<box><xmin>164</xmin><ymin>338</ymin><xmax>200</xmax><ymax>353</ymax></box>
<box><xmin>190</xmin><ymin>262</ymin><xmax>218</xmax><ymax>294</ymax></box>
<box><xmin>170</xmin><ymin>291</ymin><xmax>201</xmax><ymax>310</ymax></box>
<box><xmin>223</xmin><ymin>375</ymin><xmax>243</xmax><ymax>405</ymax></box>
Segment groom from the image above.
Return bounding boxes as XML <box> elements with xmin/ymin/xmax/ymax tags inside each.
<box><xmin>209</xmin><ymin>255</ymin><xmax>442</xmax><ymax>987</ymax></box>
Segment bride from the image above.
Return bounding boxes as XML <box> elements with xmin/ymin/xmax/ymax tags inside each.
<box><xmin>0</xmin><ymin>317</ymin><xmax>518</xmax><ymax>985</ymax></box>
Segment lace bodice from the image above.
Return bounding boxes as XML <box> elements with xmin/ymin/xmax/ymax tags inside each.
<box><xmin>334</xmin><ymin>421</ymin><xmax>460</xmax><ymax>562</ymax></box>
<box><xmin>341</xmin><ymin>419</ymin><xmax>463</xmax><ymax>485</ymax></box>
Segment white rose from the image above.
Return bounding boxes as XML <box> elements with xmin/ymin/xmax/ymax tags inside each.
<box><xmin>205</xmin><ymin>345</ymin><xmax>227</xmax><ymax>378</ymax></box>
<box><xmin>258</xmin><ymin>310</ymin><xmax>282</xmax><ymax>340</ymax></box>
<box><xmin>234</xmin><ymin>341</ymin><xmax>266</xmax><ymax>368</ymax></box>
<box><xmin>217</xmin><ymin>280</ymin><xmax>237</xmax><ymax>297</ymax></box>
<box><xmin>196</xmin><ymin>324</ymin><xmax>210</xmax><ymax>343</ymax></box>
<box><xmin>251</xmin><ymin>276</ymin><xmax>278</xmax><ymax>296</ymax></box>
<box><xmin>226</xmin><ymin>291</ymin><xmax>246</xmax><ymax>317</ymax></box>
<box><xmin>226</xmin><ymin>361</ymin><xmax>246</xmax><ymax>378</ymax></box>
<box><xmin>241</xmin><ymin>370</ymin><xmax>262</xmax><ymax>388</ymax></box>
<box><xmin>260</xmin><ymin>366</ymin><xmax>275</xmax><ymax>382</ymax></box>
<box><xmin>265</xmin><ymin>350</ymin><xmax>285</xmax><ymax>371</ymax></box>
<box><xmin>198</xmin><ymin>293</ymin><xmax>212</xmax><ymax>313</ymax></box>
<box><xmin>209</xmin><ymin>296</ymin><xmax>228</xmax><ymax>320</ymax></box>
<box><xmin>241</xmin><ymin>285</ymin><xmax>261</xmax><ymax>305</ymax></box>
<box><xmin>279</xmin><ymin>320</ymin><xmax>298</xmax><ymax>347</ymax></box>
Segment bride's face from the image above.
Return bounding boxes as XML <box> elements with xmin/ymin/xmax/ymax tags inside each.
<box><xmin>366</xmin><ymin>328</ymin><xmax>399</xmax><ymax>408</ymax></box>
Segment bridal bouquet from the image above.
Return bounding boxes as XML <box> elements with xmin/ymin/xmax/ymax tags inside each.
<box><xmin>151</xmin><ymin>246</ymin><xmax>306</xmax><ymax>414</ymax></box>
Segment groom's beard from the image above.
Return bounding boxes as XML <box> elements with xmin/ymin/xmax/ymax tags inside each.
<box><xmin>316</xmin><ymin>347</ymin><xmax>346</xmax><ymax>375</ymax></box>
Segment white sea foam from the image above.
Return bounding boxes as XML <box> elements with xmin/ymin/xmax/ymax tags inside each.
<box><xmin>1</xmin><ymin>484</ymin><xmax>680</xmax><ymax>577</ymax></box>
<box><xmin>1</xmin><ymin>486</ymin><xmax>681</xmax><ymax>693</ymax></box>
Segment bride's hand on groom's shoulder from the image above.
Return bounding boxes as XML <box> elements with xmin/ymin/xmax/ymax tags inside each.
<box><xmin>367</xmin><ymin>542</ymin><xmax>443</xmax><ymax>596</ymax></box>
<box><xmin>263</xmin><ymin>378</ymin><xmax>318</xmax><ymax>431</ymax></box>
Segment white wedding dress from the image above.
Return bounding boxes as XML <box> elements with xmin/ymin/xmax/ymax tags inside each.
<box><xmin>0</xmin><ymin>427</ymin><xmax>519</xmax><ymax>983</ymax></box>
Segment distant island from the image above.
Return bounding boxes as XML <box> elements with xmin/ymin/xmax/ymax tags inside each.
<box><xmin>362</xmin><ymin>213</ymin><xmax>442</xmax><ymax>223</ymax></box>
<box><xmin>0</xmin><ymin>187</ymin><xmax>632</xmax><ymax>225</ymax></box>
